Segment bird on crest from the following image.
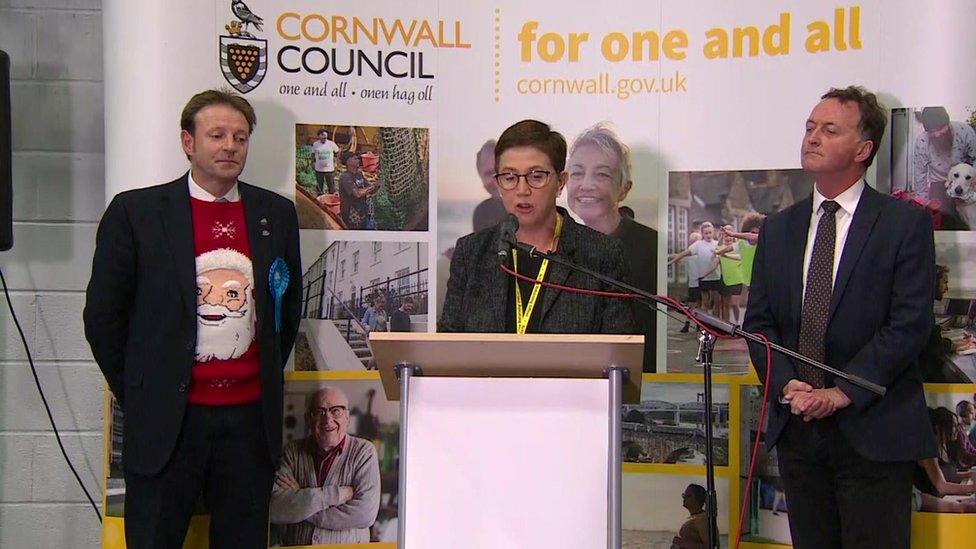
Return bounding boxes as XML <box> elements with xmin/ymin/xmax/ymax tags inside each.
<box><xmin>231</xmin><ymin>0</ymin><xmax>264</xmax><ymax>35</ymax></box>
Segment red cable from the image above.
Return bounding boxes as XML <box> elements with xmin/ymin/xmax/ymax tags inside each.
<box><xmin>500</xmin><ymin>262</ymin><xmax>638</xmax><ymax>299</ymax></box>
<box><xmin>735</xmin><ymin>334</ymin><xmax>774</xmax><ymax>548</ymax></box>
<box><xmin>499</xmin><ymin>262</ymin><xmax>735</xmax><ymax>340</ymax></box>
<box><xmin>499</xmin><ymin>262</ymin><xmax>774</xmax><ymax>547</ymax></box>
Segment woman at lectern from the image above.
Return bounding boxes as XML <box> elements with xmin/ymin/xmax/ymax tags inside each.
<box><xmin>438</xmin><ymin>119</ymin><xmax>635</xmax><ymax>334</ymax></box>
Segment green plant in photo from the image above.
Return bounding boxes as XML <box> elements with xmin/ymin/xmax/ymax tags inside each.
<box><xmin>373</xmin><ymin>186</ymin><xmax>405</xmax><ymax>231</ymax></box>
<box><xmin>296</xmin><ymin>171</ymin><xmax>317</xmax><ymax>192</ymax></box>
<box><xmin>296</xmin><ymin>144</ymin><xmax>313</xmax><ymax>174</ymax></box>
<box><xmin>295</xmin><ymin>144</ymin><xmax>319</xmax><ymax>192</ymax></box>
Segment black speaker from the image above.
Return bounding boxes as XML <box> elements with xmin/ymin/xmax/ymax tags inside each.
<box><xmin>0</xmin><ymin>50</ymin><xmax>11</xmax><ymax>251</ymax></box>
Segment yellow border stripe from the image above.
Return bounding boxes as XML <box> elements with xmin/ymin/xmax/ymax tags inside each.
<box><xmin>102</xmin><ymin>383</ymin><xmax>111</xmax><ymax>514</ymax></box>
<box><xmin>623</xmin><ymin>462</ymin><xmax>731</xmax><ymax>476</ymax></box>
<box><xmin>739</xmin><ymin>542</ymin><xmax>791</xmax><ymax>549</ymax></box>
<box><xmin>728</xmin><ymin>378</ymin><xmax>742</xmax><ymax>540</ymax></box>
<box><xmin>288</xmin><ymin>542</ymin><xmax>396</xmax><ymax>549</ymax></box>
<box><xmin>642</xmin><ymin>372</ymin><xmax>755</xmax><ymax>384</ymax></box>
<box><xmin>911</xmin><ymin>512</ymin><xmax>976</xmax><ymax>547</ymax></box>
<box><xmin>286</xmin><ymin>370</ymin><xmax>381</xmax><ymax>381</ymax></box>
<box><xmin>923</xmin><ymin>383</ymin><xmax>976</xmax><ymax>393</ymax></box>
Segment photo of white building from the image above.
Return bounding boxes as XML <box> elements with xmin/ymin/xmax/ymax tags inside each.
<box><xmin>296</xmin><ymin>240</ymin><xmax>429</xmax><ymax>371</ymax></box>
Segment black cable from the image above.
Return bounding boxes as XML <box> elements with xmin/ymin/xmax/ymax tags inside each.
<box><xmin>0</xmin><ymin>266</ymin><xmax>102</xmax><ymax>523</ymax></box>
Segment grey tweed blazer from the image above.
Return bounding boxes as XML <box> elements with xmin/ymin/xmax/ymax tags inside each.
<box><xmin>439</xmin><ymin>209</ymin><xmax>637</xmax><ymax>334</ymax></box>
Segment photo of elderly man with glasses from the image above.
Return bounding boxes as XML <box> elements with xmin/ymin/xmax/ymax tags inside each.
<box><xmin>439</xmin><ymin>119</ymin><xmax>636</xmax><ymax>334</ymax></box>
<box><xmin>270</xmin><ymin>386</ymin><xmax>381</xmax><ymax>545</ymax></box>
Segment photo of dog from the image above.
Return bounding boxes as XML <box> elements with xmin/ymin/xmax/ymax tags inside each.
<box><xmin>947</xmin><ymin>162</ymin><xmax>976</xmax><ymax>230</ymax></box>
<box><xmin>889</xmin><ymin>105</ymin><xmax>976</xmax><ymax>231</ymax></box>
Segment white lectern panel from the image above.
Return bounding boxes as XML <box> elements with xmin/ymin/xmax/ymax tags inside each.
<box><xmin>403</xmin><ymin>377</ymin><xmax>609</xmax><ymax>549</ymax></box>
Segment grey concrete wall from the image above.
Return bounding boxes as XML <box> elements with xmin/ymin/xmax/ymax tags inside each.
<box><xmin>0</xmin><ymin>0</ymin><xmax>105</xmax><ymax>546</ymax></box>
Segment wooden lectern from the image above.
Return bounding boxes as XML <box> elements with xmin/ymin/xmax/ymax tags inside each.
<box><xmin>371</xmin><ymin>332</ymin><xmax>643</xmax><ymax>549</ymax></box>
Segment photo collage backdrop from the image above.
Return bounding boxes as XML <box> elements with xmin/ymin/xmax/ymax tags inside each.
<box><xmin>98</xmin><ymin>0</ymin><xmax>976</xmax><ymax>547</ymax></box>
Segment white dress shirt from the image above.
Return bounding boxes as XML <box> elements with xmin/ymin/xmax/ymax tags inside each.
<box><xmin>801</xmin><ymin>179</ymin><xmax>865</xmax><ymax>300</ymax></box>
<box><xmin>188</xmin><ymin>171</ymin><xmax>240</xmax><ymax>202</ymax></box>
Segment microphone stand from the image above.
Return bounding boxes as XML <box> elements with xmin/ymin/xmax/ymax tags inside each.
<box><xmin>507</xmin><ymin>240</ymin><xmax>885</xmax><ymax>549</ymax></box>
<box><xmin>696</xmin><ymin>329</ymin><xmax>720</xmax><ymax>549</ymax></box>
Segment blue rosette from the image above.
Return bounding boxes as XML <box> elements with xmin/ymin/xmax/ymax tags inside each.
<box><xmin>269</xmin><ymin>257</ymin><xmax>290</xmax><ymax>333</ymax></box>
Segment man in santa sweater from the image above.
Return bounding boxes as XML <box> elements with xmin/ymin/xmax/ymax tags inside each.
<box><xmin>84</xmin><ymin>89</ymin><xmax>302</xmax><ymax>548</ymax></box>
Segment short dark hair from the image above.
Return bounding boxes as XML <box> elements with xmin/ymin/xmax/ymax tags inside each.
<box><xmin>402</xmin><ymin>296</ymin><xmax>414</xmax><ymax>304</ymax></box>
<box><xmin>180</xmin><ymin>89</ymin><xmax>257</xmax><ymax>135</ymax></box>
<box><xmin>495</xmin><ymin>120</ymin><xmax>567</xmax><ymax>173</ymax></box>
<box><xmin>820</xmin><ymin>86</ymin><xmax>886</xmax><ymax>167</ymax></box>
<box><xmin>685</xmin><ymin>484</ymin><xmax>707</xmax><ymax>505</ymax></box>
<box><xmin>955</xmin><ymin>400</ymin><xmax>973</xmax><ymax>416</ymax></box>
<box><xmin>929</xmin><ymin>407</ymin><xmax>958</xmax><ymax>450</ymax></box>
<box><xmin>920</xmin><ymin>107</ymin><xmax>950</xmax><ymax>131</ymax></box>
<box><xmin>936</xmin><ymin>264</ymin><xmax>950</xmax><ymax>285</ymax></box>
<box><xmin>318</xmin><ymin>128</ymin><xmax>329</xmax><ymax>137</ymax></box>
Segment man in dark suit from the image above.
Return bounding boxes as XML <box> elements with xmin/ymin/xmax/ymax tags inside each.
<box><xmin>439</xmin><ymin>119</ymin><xmax>635</xmax><ymax>334</ymax></box>
<box><xmin>84</xmin><ymin>89</ymin><xmax>301</xmax><ymax>548</ymax></box>
<box><xmin>743</xmin><ymin>86</ymin><xmax>936</xmax><ymax>549</ymax></box>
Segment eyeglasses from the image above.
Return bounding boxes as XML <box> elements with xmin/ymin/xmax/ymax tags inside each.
<box><xmin>494</xmin><ymin>170</ymin><xmax>552</xmax><ymax>190</ymax></box>
<box><xmin>310</xmin><ymin>405</ymin><xmax>348</xmax><ymax>419</ymax></box>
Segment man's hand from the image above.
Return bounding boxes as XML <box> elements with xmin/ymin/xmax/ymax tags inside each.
<box><xmin>338</xmin><ymin>485</ymin><xmax>355</xmax><ymax>504</ymax></box>
<box><xmin>781</xmin><ymin>379</ymin><xmax>813</xmax><ymax>402</ymax></box>
<box><xmin>275</xmin><ymin>472</ymin><xmax>301</xmax><ymax>491</ymax></box>
<box><xmin>790</xmin><ymin>387</ymin><xmax>852</xmax><ymax>421</ymax></box>
<box><xmin>790</xmin><ymin>390</ymin><xmax>834</xmax><ymax>421</ymax></box>
<box><xmin>824</xmin><ymin>387</ymin><xmax>852</xmax><ymax>410</ymax></box>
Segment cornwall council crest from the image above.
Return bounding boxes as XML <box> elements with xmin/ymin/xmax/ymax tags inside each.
<box><xmin>219</xmin><ymin>0</ymin><xmax>267</xmax><ymax>94</ymax></box>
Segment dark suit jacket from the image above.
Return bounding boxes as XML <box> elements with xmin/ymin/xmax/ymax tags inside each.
<box><xmin>439</xmin><ymin>210</ymin><xmax>636</xmax><ymax>334</ymax></box>
<box><xmin>743</xmin><ymin>184</ymin><xmax>936</xmax><ymax>462</ymax></box>
<box><xmin>613</xmin><ymin>216</ymin><xmax>659</xmax><ymax>372</ymax></box>
<box><xmin>84</xmin><ymin>175</ymin><xmax>302</xmax><ymax>476</ymax></box>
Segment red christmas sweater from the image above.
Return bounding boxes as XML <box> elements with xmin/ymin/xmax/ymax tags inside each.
<box><xmin>187</xmin><ymin>198</ymin><xmax>261</xmax><ymax>405</ymax></box>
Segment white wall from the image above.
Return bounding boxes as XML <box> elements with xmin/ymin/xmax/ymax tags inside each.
<box><xmin>0</xmin><ymin>0</ymin><xmax>104</xmax><ymax>546</ymax></box>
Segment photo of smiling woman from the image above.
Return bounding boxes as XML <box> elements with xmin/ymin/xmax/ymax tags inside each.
<box><xmin>568</xmin><ymin>123</ymin><xmax>659</xmax><ymax>370</ymax></box>
<box><xmin>439</xmin><ymin>119</ymin><xmax>636</xmax><ymax>334</ymax></box>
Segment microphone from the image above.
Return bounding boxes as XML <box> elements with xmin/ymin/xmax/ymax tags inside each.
<box><xmin>497</xmin><ymin>214</ymin><xmax>519</xmax><ymax>263</ymax></box>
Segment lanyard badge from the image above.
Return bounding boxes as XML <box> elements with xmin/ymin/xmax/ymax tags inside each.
<box><xmin>512</xmin><ymin>214</ymin><xmax>563</xmax><ymax>334</ymax></box>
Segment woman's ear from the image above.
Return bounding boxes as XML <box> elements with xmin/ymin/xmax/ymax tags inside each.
<box><xmin>618</xmin><ymin>179</ymin><xmax>634</xmax><ymax>202</ymax></box>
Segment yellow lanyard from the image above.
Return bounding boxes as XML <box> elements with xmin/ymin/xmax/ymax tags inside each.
<box><xmin>513</xmin><ymin>214</ymin><xmax>563</xmax><ymax>334</ymax></box>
